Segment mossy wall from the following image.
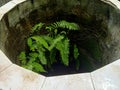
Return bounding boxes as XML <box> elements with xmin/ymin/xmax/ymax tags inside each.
<box><xmin>0</xmin><ymin>0</ymin><xmax>120</xmax><ymax>67</ymax></box>
<box><xmin>0</xmin><ymin>0</ymin><xmax>10</xmax><ymax>6</ymax></box>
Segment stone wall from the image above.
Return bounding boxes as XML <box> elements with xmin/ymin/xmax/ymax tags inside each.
<box><xmin>0</xmin><ymin>0</ymin><xmax>11</xmax><ymax>6</ymax></box>
<box><xmin>0</xmin><ymin>0</ymin><xmax>120</xmax><ymax>65</ymax></box>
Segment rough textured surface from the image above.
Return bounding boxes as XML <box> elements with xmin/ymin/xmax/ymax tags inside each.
<box><xmin>0</xmin><ymin>1</ymin><xmax>16</xmax><ymax>15</ymax></box>
<box><xmin>0</xmin><ymin>10</ymin><xmax>4</xmax><ymax>20</ymax></box>
<box><xmin>41</xmin><ymin>73</ymin><xmax>94</xmax><ymax>90</ymax></box>
<box><xmin>101</xmin><ymin>0</ymin><xmax>120</xmax><ymax>9</ymax></box>
<box><xmin>0</xmin><ymin>64</ymin><xmax>46</xmax><ymax>90</ymax></box>
<box><xmin>91</xmin><ymin>59</ymin><xmax>120</xmax><ymax>90</ymax></box>
<box><xmin>11</xmin><ymin>0</ymin><xmax>26</xmax><ymax>4</ymax></box>
<box><xmin>0</xmin><ymin>0</ymin><xmax>10</xmax><ymax>7</ymax></box>
<box><xmin>0</xmin><ymin>50</ymin><xmax>120</xmax><ymax>90</ymax></box>
<box><xmin>0</xmin><ymin>0</ymin><xmax>120</xmax><ymax>89</ymax></box>
<box><xmin>0</xmin><ymin>50</ymin><xmax>12</xmax><ymax>72</ymax></box>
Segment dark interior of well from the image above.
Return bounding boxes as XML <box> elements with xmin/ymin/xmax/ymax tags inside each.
<box><xmin>4</xmin><ymin>4</ymin><xmax>108</xmax><ymax>76</ymax></box>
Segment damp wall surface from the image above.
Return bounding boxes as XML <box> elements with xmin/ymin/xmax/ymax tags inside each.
<box><xmin>0</xmin><ymin>0</ymin><xmax>120</xmax><ymax>65</ymax></box>
<box><xmin>0</xmin><ymin>0</ymin><xmax>11</xmax><ymax>6</ymax></box>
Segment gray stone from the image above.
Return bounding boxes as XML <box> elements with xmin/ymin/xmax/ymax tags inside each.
<box><xmin>0</xmin><ymin>64</ymin><xmax>46</xmax><ymax>90</ymax></box>
<box><xmin>0</xmin><ymin>50</ymin><xmax>12</xmax><ymax>72</ymax></box>
<box><xmin>11</xmin><ymin>0</ymin><xmax>26</xmax><ymax>5</ymax></box>
<box><xmin>0</xmin><ymin>1</ymin><xmax>16</xmax><ymax>15</ymax></box>
<box><xmin>41</xmin><ymin>73</ymin><xmax>94</xmax><ymax>90</ymax></box>
<box><xmin>91</xmin><ymin>59</ymin><xmax>120</xmax><ymax>90</ymax></box>
<box><xmin>0</xmin><ymin>0</ymin><xmax>10</xmax><ymax>7</ymax></box>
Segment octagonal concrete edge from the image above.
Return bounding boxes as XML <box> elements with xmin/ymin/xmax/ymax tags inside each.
<box><xmin>91</xmin><ymin>59</ymin><xmax>120</xmax><ymax>90</ymax></box>
<box><xmin>0</xmin><ymin>0</ymin><xmax>120</xmax><ymax>90</ymax></box>
<box><xmin>0</xmin><ymin>0</ymin><xmax>26</xmax><ymax>20</ymax></box>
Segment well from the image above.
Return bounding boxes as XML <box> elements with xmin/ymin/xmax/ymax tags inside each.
<box><xmin>0</xmin><ymin>0</ymin><xmax>120</xmax><ymax>76</ymax></box>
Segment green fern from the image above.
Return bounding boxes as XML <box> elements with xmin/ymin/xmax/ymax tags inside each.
<box><xmin>56</xmin><ymin>38</ymin><xmax>69</xmax><ymax>66</ymax></box>
<box><xmin>48</xmin><ymin>35</ymin><xmax>64</xmax><ymax>51</ymax></box>
<box><xmin>73</xmin><ymin>44</ymin><xmax>80</xmax><ymax>70</ymax></box>
<box><xmin>19</xmin><ymin>20</ymin><xmax>81</xmax><ymax>73</ymax></box>
<box><xmin>74</xmin><ymin>44</ymin><xmax>79</xmax><ymax>59</ymax></box>
<box><xmin>18</xmin><ymin>52</ymin><xmax>26</xmax><ymax>65</ymax></box>
<box><xmin>30</xmin><ymin>36</ymin><xmax>49</xmax><ymax>49</ymax></box>
<box><xmin>46</xmin><ymin>20</ymin><xmax>80</xmax><ymax>31</ymax></box>
<box><xmin>31</xmin><ymin>62</ymin><xmax>46</xmax><ymax>72</ymax></box>
<box><xmin>31</xmin><ymin>22</ymin><xmax>44</xmax><ymax>33</ymax></box>
<box><xmin>18</xmin><ymin>51</ymin><xmax>46</xmax><ymax>72</ymax></box>
<box><xmin>37</xmin><ymin>47</ymin><xmax>47</xmax><ymax>65</ymax></box>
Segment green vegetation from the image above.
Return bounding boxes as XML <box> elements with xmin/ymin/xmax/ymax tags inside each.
<box><xmin>18</xmin><ymin>20</ymin><xmax>80</xmax><ymax>73</ymax></box>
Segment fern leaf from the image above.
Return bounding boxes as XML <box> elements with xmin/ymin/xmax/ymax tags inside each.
<box><xmin>29</xmin><ymin>52</ymin><xmax>38</xmax><ymax>58</ymax></box>
<box><xmin>46</xmin><ymin>20</ymin><xmax>80</xmax><ymax>33</ymax></box>
<box><xmin>56</xmin><ymin>38</ymin><xmax>69</xmax><ymax>66</ymax></box>
<box><xmin>27</xmin><ymin>52</ymin><xmax>38</xmax><ymax>64</ymax></box>
<box><xmin>46</xmin><ymin>26</ymin><xmax>53</xmax><ymax>31</ymax></box>
<box><xmin>37</xmin><ymin>48</ymin><xmax>47</xmax><ymax>65</ymax></box>
<box><xmin>24</xmin><ymin>64</ymin><xmax>33</xmax><ymax>71</ymax></box>
<box><xmin>54</xmin><ymin>20</ymin><xmax>80</xmax><ymax>30</ymax></box>
<box><xmin>42</xmin><ymin>36</ymin><xmax>53</xmax><ymax>45</ymax></box>
<box><xmin>27</xmin><ymin>38</ymin><xmax>32</xmax><ymax>47</ymax></box>
<box><xmin>18</xmin><ymin>52</ymin><xmax>26</xmax><ymax>65</ymax></box>
<box><xmin>62</xmin><ymin>38</ymin><xmax>69</xmax><ymax>66</ymax></box>
<box><xmin>31</xmin><ymin>22</ymin><xmax>44</xmax><ymax>33</ymax></box>
<box><xmin>31</xmin><ymin>36</ymin><xmax>49</xmax><ymax>49</ymax></box>
<box><xmin>74</xmin><ymin>44</ymin><xmax>79</xmax><ymax>59</ymax></box>
<box><xmin>27</xmin><ymin>37</ymin><xmax>37</xmax><ymax>51</ymax></box>
<box><xmin>48</xmin><ymin>35</ymin><xmax>64</xmax><ymax>51</ymax></box>
<box><xmin>31</xmin><ymin>62</ymin><xmax>46</xmax><ymax>72</ymax></box>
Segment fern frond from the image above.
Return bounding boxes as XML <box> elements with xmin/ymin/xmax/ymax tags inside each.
<box><xmin>23</xmin><ymin>62</ymin><xmax>46</xmax><ymax>72</ymax></box>
<box><xmin>30</xmin><ymin>36</ymin><xmax>49</xmax><ymax>49</ymax></box>
<box><xmin>31</xmin><ymin>62</ymin><xmax>46</xmax><ymax>72</ymax></box>
<box><xmin>74</xmin><ymin>44</ymin><xmax>79</xmax><ymax>59</ymax></box>
<box><xmin>42</xmin><ymin>36</ymin><xmax>53</xmax><ymax>45</ymax></box>
<box><xmin>56</xmin><ymin>38</ymin><xmax>69</xmax><ymax>66</ymax></box>
<box><xmin>48</xmin><ymin>20</ymin><xmax>80</xmax><ymax>31</ymax></box>
<box><xmin>18</xmin><ymin>52</ymin><xmax>26</xmax><ymax>65</ymax></box>
<box><xmin>24</xmin><ymin>64</ymin><xmax>33</xmax><ymax>71</ymax></box>
<box><xmin>19</xmin><ymin>20</ymin><xmax>81</xmax><ymax>73</ymax></box>
<box><xmin>37</xmin><ymin>47</ymin><xmax>47</xmax><ymax>65</ymax></box>
<box><xmin>73</xmin><ymin>44</ymin><xmax>80</xmax><ymax>70</ymax></box>
<box><xmin>27</xmin><ymin>52</ymin><xmax>38</xmax><ymax>64</ymax></box>
<box><xmin>48</xmin><ymin>35</ymin><xmax>64</xmax><ymax>51</ymax></box>
<box><xmin>31</xmin><ymin>22</ymin><xmax>44</xmax><ymax>33</ymax></box>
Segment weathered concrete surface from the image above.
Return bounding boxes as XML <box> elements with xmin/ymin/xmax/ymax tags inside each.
<box><xmin>101</xmin><ymin>0</ymin><xmax>120</xmax><ymax>9</ymax></box>
<box><xmin>0</xmin><ymin>0</ymin><xmax>120</xmax><ymax>89</ymax></box>
<box><xmin>0</xmin><ymin>1</ymin><xmax>16</xmax><ymax>16</ymax></box>
<box><xmin>91</xmin><ymin>59</ymin><xmax>120</xmax><ymax>90</ymax></box>
<box><xmin>41</xmin><ymin>73</ymin><xmax>94</xmax><ymax>90</ymax></box>
<box><xmin>0</xmin><ymin>50</ymin><xmax>46</xmax><ymax>90</ymax></box>
<box><xmin>0</xmin><ymin>49</ymin><xmax>120</xmax><ymax>90</ymax></box>
<box><xmin>0</xmin><ymin>64</ymin><xmax>46</xmax><ymax>90</ymax></box>
<box><xmin>0</xmin><ymin>0</ymin><xmax>10</xmax><ymax>7</ymax></box>
<box><xmin>11</xmin><ymin>0</ymin><xmax>26</xmax><ymax>5</ymax></box>
<box><xmin>0</xmin><ymin>50</ymin><xmax>12</xmax><ymax>72</ymax></box>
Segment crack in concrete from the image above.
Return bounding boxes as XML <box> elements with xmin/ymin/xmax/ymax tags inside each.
<box><xmin>90</xmin><ymin>73</ymin><xmax>96</xmax><ymax>90</ymax></box>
